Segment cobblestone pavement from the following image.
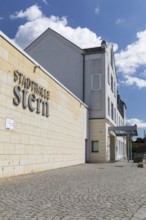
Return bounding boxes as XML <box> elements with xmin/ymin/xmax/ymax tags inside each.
<box><xmin>0</xmin><ymin>161</ymin><xmax>146</xmax><ymax>220</ymax></box>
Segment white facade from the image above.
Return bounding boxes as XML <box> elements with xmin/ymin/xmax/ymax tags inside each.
<box><xmin>83</xmin><ymin>43</ymin><xmax>126</xmax><ymax>162</ymax></box>
<box><xmin>25</xmin><ymin>29</ymin><xmax>127</xmax><ymax>162</ymax></box>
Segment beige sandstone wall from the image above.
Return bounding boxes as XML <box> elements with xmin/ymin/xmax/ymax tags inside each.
<box><xmin>89</xmin><ymin>119</ymin><xmax>107</xmax><ymax>162</ymax></box>
<box><xmin>0</xmin><ymin>34</ymin><xmax>87</xmax><ymax>178</ymax></box>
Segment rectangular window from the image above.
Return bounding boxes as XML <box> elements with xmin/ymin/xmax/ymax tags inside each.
<box><xmin>114</xmin><ymin>81</ymin><xmax>116</xmax><ymax>97</ymax></box>
<box><xmin>111</xmin><ymin>49</ymin><xmax>113</xmax><ymax>69</ymax></box>
<box><xmin>108</xmin><ymin>97</ymin><xmax>110</xmax><ymax>116</ymax></box>
<box><xmin>114</xmin><ymin>108</ymin><xmax>116</xmax><ymax>123</ymax></box>
<box><xmin>111</xmin><ymin>103</ymin><xmax>114</xmax><ymax>120</ymax></box>
<box><xmin>91</xmin><ymin>74</ymin><xmax>101</xmax><ymax>90</ymax></box>
<box><xmin>111</xmin><ymin>75</ymin><xmax>113</xmax><ymax>92</ymax></box>
<box><xmin>91</xmin><ymin>141</ymin><xmax>99</xmax><ymax>152</ymax></box>
<box><xmin>107</xmin><ymin>66</ymin><xmax>110</xmax><ymax>85</ymax></box>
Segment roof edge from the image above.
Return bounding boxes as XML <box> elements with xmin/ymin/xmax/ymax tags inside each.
<box><xmin>0</xmin><ymin>31</ymin><xmax>88</xmax><ymax>109</ymax></box>
<box><xmin>25</xmin><ymin>27</ymin><xmax>84</xmax><ymax>54</ymax></box>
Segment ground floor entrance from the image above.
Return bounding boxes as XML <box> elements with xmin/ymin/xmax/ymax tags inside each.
<box><xmin>110</xmin><ymin>134</ymin><xmax>116</xmax><ymax>161</ymax></box>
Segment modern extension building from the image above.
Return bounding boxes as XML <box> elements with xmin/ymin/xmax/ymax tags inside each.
<box><xmin>25</xmin><ymin>28</ymin><xmax>129</xmax><ymax>162</ymax></box>
<box><xmin>0</xmin><ymin>31</ymin><xmax>88</xmax><ymax>178</ymax></box>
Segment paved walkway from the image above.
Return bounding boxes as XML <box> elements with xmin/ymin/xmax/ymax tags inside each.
<box><xmin>0</xmin><ymin>161</ymin><xmax>146</xmax><ymax>220</ymax></box>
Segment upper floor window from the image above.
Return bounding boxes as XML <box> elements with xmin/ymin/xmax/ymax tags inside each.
<box><xmin>108</xmin><ymin>97</ymin><xmax>110</xmax><ymax>116</ymax></box>
<box><xmin>114</xmin><ymin>108</ymin><xmax>116</xmax><ymax>123</ymax></box>
<box><xmin>107</xmin><ymin>66</ymin><xmax>110</xmax><ymax>85</ymax></box>
<box><xmin>111</xmin><ymin>75</ymin><xmax>113</xmax><ymax>92</ymax></box>
<box><xmin>91</xmin><ymin>74</ymin><xmax>101</xmax><ymax>90</ymax></box>
<box><xmin>111</xmin><ymin>48</ymin><xmax>114</xmax><ymax>69</ymax></box>
<box><xmin>114</xmin><ymin>81</ymin><xmax>116</xmax><ymax>97</ymax></box>
<box><xmin>111</xmin><ymin>102</ymin><xmax>114</xmax><ymax>120</ymax></box>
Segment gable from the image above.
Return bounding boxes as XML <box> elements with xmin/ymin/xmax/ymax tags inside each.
<box><xmin>25</xmin><ymin>28</ymin><xmax>83</xmax><ymax>54</ymax></box>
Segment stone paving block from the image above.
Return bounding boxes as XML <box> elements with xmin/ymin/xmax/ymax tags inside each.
<box><xmin>0</xmin><ymin>162</ymin><xmax>146</xmax><ymax>219</ymax></box>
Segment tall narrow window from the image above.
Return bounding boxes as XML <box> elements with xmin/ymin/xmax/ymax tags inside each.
<box><xmin>111</xmin><ymin>76</ymin><xmax>113</xmax><ymax>92</ymax></box>
<box><xmin>108</xmin><ymin>97</ymin><xmax>110</xmax><ymax>116</ymax></box>
<box><xmin>114</xmin><ymin>81</ymin><xmax>116</xmax><ymax>96</ymax></box>
<box><xmin>111</xmin><ymin>103</ymin><xmax>114</xmax><ymax>120</ymax></box>
<box><xmin>111</xmin><ymin>49</ymin><xmax>113</xmax><ymax>69</ymax></box>
<box><xmin>108</xmin><ymin>66</ymin><xmax>110</xmax><ymax>85</ymax></box>
<box><xmin>114</xmin><ymin>108</ymin><xmax>116</xmax><ymax>123</ymax></box>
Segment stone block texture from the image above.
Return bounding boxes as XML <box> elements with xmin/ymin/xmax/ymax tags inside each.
<box><xmin>0</xmin><ymin>35</ymin><xmax>87</xmax><ymax>178</ymax></box>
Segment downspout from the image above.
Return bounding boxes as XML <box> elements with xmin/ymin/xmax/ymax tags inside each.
<box><xmin>83</xmin><ymin>52</ymin><xmax>90</xmax><ymax>163</ymax></box>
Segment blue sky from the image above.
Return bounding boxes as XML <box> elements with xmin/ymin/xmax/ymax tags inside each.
<box><xmin>1</xmin><ymin>0</ymin><xmax>146</xmax><ymax>138</ymax></box>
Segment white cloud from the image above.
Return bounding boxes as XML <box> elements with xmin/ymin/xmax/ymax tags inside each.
<box><xmin>116</xmin><ymin>18</ymin><xmax>125</xmax><ymax>25</ymax></box>
<box><xmin>42</xmin><ymin>0</ymin><xmax>48</xmax><ymax>5</ymax></box>
<box><xmin>127</xmin><ymin>118</ymin><xmax>146</xmax><ymax>128</ymax></box>
<box><xmin>115</xmin><ymin>29</ymin><xmax>146</xmax><ymax>75</ymax></box>
<box><xmin>122</xmin><ymin>75</ymin><xmax>146</xmax><ymax>89</ymax></box>
<box><xmin>0</xmin><ymin>17</ymin><xmax>4</xmax><ymax>20</ymax></box>
<box><xmin>10</xmin><ymin>5</ymin><xmax>146</xmax><ymax>91</ymax></box>
<box><xmin>113</xmin><ymin>43</ymin><xmax>118</xmax><ymax>52</ymax></box>
<box><xmin>11</xmin><ymin>4</ymin><xmax>102</xmax><ymax>49</ymax></box>
<box><xmin>10</xmin><ymin>5</ymin><xmax>43</xmax><ymax>21</ymax></box>
<box><xmin>141</xmin><ymin>69</ymin><xmax>146</xmax><ymax>77</ymax></box>
<box><xmin>95</xmin><ymin>6</ymin><xmax>100</xmax><ymax>15</ymax></box>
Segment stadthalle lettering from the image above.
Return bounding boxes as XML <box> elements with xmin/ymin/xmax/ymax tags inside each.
<box><xmin>13</xmin><ymin>70</ymin><xmax>50</xmax><ymax>117</ymax></box>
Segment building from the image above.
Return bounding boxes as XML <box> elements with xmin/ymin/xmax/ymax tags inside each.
<box><xmin>25</xmin><ymin>28</ymin><xmax>128</xmax><ymax>162</ymax></box>
<box><xmin>0</xmin><ymin>31</ymin><xmax>88</xmax><ymax>178</ymax></box>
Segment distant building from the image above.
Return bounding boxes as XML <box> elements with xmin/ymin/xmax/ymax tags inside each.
<box><xmin>134</xmin><ymin>138</ymin><xmax>146</xmax><ymax>154</ymax></box>
<box><xmin>25</xmin><ymin>28</ymin><xmax>127</xmax><ymax>162</ymax></box>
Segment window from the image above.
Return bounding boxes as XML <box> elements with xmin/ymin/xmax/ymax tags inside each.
<box><xmin>91</xmin><ymin>141</ymin><xmax>99</xmax><ymax>152</ymax></box>
<box><xmin>107</xmin><ymin>66</ymin><xmax>110</xmax><ymax>85</ymax></box>
<box><xmin>111</xmin><ymin>103</ymin><xmax>114</xmax><ymax>120</ymax></box>
<box><xmin>91</xmin><ymin>74</ymin><xmax>101</xmax><ymax>90</ymax></box>
<box><xmin>114</xmin><ymin>81</ymin><xmax>116</xmax><ymax>97</ymax></box>
<box><xmin>111</xmin><ymin>49</ymin><xmax>113</xmax><ymax>69</ymax></box>
<box><xmin>114</xmin><ymin>108</ymin><xmax>116</xmax><ymax>123</ymax></box>
<box><xmin>111</xmin><ymin>75</ymin><xmax>113</xmax><ymax>92</ymax></box>
<box><xmin>108</xmin><ymin>97</ymin><xmax>110</xmax><ymax>116</ymax></box>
